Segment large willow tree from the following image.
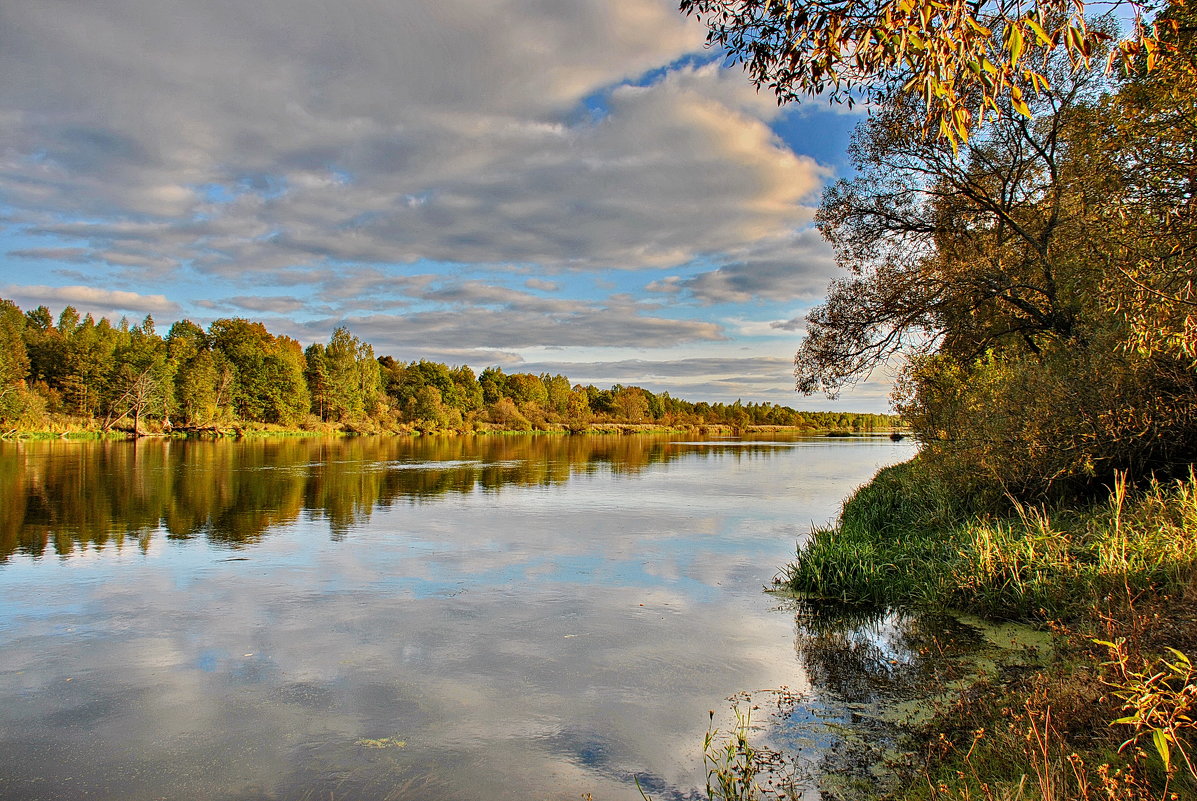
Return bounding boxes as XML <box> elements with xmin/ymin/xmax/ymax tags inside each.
<box><xmin>681</xmin><ymin>0</ymin><xmax>1180</xmax><ymax>144</ymax></box>
<box><xmin>786</xmin><ymin>16</ymin><xmax>1197</xmax><ymax>497</ymax></box>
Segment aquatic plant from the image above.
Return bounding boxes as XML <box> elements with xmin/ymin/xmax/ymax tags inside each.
<box><xmin>703</xmin><ymin>707</ymin><xmax>761</xmax><ymax>801</ymax></box>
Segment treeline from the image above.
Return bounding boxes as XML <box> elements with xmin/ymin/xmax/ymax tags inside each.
<box><xmin>0</xmin><ymin>300</ymin><xmax>896</xmax><ymax>434</ymax></box>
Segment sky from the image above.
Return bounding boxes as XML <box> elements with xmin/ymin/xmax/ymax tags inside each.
<box><xmin>0</xmin><ymin>0</ymin><xmax>893</xmax><ymax>412</ymax></box>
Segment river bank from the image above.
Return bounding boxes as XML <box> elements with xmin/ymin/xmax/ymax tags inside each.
<box><xmin>782</xmin><ymin>456</ymin><xmax>1197</xmax><ymax>800</ymax></box>
<box><xmin>0</xmin><ymin>420</ymin><xmax>901</xmax><ymax>440</ymax></box>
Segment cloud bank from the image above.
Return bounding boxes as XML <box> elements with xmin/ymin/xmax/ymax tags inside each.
<box><xmin>1</xmin><ymin>0</ymin><xmax>822</xmax><ymax>276</ymax></box>
<box><xmin>0</xmin><ymin>0</ymin><xmax>884</xmax><ymax>409</ymax></box>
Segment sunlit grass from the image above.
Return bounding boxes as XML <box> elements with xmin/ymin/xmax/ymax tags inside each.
<box><xmin>784</xmin><ymin>460</ymin><xmax>1197</xmax><ymax>621</ymax></box>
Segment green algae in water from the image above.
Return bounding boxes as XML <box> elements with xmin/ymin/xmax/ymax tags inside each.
<box><xmin>749</xmin><ymin>602</ymin><xmax>1060</xmax><ymax>799</ymax></box>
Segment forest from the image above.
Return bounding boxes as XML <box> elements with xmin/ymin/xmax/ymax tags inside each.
<box><xmin>0</xmin><ymin>300</ymin><xmax>895</xmax><ymax>435</ymax></box>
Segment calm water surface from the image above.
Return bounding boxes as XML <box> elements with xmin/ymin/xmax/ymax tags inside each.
<box><xmin>0</xmin><ymin>434</ymin><xmax>915</xmax><ymax>801</ymax></box>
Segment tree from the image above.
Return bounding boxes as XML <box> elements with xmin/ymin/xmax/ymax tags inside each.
<box><xmin>106</xmin><ymin>316</ymin><xmax>172</xmax><ymax>435</ymax></box>
<box><xmin>612</xmin><ymin>386</ymin><xmax>650</xmax><ymax>423</ymax></box>
<box><xmin>1095</xmin><ymin>5</ymin><xmax>1197</xmax><ymax>368</ymax></box>
<box><xmin>23</xmin><ymin>305</ymin><xmax>62</xmax><ymax>389</ymax></box>
<box><xmin>261</xmin><ymin>336</ymin><xmax>310</xmax><ymax>426</ymax></box>
<box><xmin>208</xmin><ymin>319</ymin><xmax>308</xmax><ymax>424</ymax></box>
<box><xmin>796</xmin><ymin>58</ymin><xmax>1110</xmax><ymax>398</ymax></box>
<box><xmin>793</xmin><ymin>41</ymin><xmax>1197</xmax><ymax>495</ymax></box>
<box><xmin>387</xmin><ymin>360</ymin><xmax>460</xmax><ymax>420</ymax></box>
<box><xmin>208</xmin><ymin>318</ymin><xmax>274</xmax><ymax>421</ymax></box>
<box><xmin>541</xmin><ymin>373</ymin><xmax>573</xmax><ymax>416</ymax></box>
<box><xmin>479</xmin><ymin>367</ymin><xmax>508</xmax><ymax>405</ymax></box>
<box><xmin>305</xmin><ymin>343</ymin><xmax>331</xmax><ymax>420</ymax></box>
<box><xmin>449</xmin><ymin>365</ymin><xmax>484</xmax><ymax>416</ymax></box>
<box><xmin>488</xmin><ymin>397</ymin><xmax>531</xmax><ymax>430</ymax></box>
<box><xmin>563</xmin><ymin>389</ymin><xmax>592</xmax><ymax>432</ymax></box>
<box><xmin>0</xmin><ymin>299</ymin><xmax>38</xmax><ymax>425</ymax></box>
<box><xmin>61</xmin><ymin>314</ymin><xmax>118</xmax><ymax>416</ymax></box>
<box><xmin>681</xmin><ymin>0</ymin><xmax>1175</xmax><ymax>144</ymax></box>
<box><xmin>407</xmin><ymin>385</ymin><xmax>460</xmax><ymax>431</ymax></box>
<box><xmin>322</xmin><ymin>327</ymin><xmax>376</xmax><ymax>422</ymax></box>
<box><xmin>0</xmin><ymin>300</ymin><xmax>29</xmax><ymax>390</ymax></box>
<box><xmin>173</xmin><ymin>349</ymin><xmax>221</xmax><ymax>426</ymax></box>
<box><xmin>504</xmin><ymin>373</ymin><xmax>549</xmax><ymax>412</ymax></box>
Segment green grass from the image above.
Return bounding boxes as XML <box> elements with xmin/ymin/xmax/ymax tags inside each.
<box><xmin>781</xmin><ymin>458</ymin><xmax>974</xmax><ymax>606</ymax></box>
<box><xmin>777</xmin><ymin>456</ymin><xmax>1197</xmax><ymax>801</ymax></box>
<box><xmin>784</xmin><ymin>458</ymin><xmax>1197</xmax><ymax>621</ymax></box>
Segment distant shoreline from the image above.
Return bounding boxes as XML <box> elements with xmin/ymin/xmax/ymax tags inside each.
<box><xmin>1</xmin><ymin>422</ymin><xmax>906</xmax><ymax>440</ymax></box>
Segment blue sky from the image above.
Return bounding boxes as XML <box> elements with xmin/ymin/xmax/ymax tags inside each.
<box><xmin>0</xmin><ymin>0</ymin><xmax>892</xmax><ymax>411</ymax></box>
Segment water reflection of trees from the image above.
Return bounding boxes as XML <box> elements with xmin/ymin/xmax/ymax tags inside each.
<box><xmin>0</xmin><ymin>434</ymin><xmax>790</xmax><ymax>561</ymax></box>
<box><xmin>783</xmin><ymin>601</ymin><xmax>994</xmax><ymax>799</ymax></box>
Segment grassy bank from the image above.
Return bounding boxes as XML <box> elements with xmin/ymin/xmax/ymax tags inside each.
<box><xmin>782</xmin><ymin>456</ymin><xmax>1197</xmax><ymax>800</ymax></box>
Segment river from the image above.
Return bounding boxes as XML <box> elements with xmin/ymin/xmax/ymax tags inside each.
<box><xmin>0</xmin><ymin>433</ymin><xmax>917</xmax><ymax>801</ymax></box>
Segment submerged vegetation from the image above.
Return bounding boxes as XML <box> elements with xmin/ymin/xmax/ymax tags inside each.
<box><xmin>734</xmin><ymin>460</ymin><xmax>1197</xmax><ymax>801</ymax></box>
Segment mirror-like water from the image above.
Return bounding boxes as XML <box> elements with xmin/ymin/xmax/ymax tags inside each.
<box><xmin>0</xmin><ymin>434</ymin><xmax>915</xmax><ymax>801</ymax></box>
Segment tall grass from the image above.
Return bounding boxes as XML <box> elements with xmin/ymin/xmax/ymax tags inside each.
<box><xmin>779</xmin><ymin>458</ymin><xmax>1197</xmax><ymax>801</ymax></box>
<box><xmin>784</xmin><ymin>459</ymin><xmax>1197</xmax><ymax>621</ymax></box>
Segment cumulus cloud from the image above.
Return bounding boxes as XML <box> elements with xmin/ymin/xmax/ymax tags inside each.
<box><xmin>1</xmin><ymin>284</ymin><xmax>179</xmax><ymax>315</ymax></box>
<box><xmin>646</xmin><ymin>228</ymin><xmax>840</xmax><ymax>305</ymax></box>
<box><xmin>0</xmin><ymin>0</ymin><xmax>876</xmax><ymax>406</ymax></box>
<box><xmin>8</xmin><ymin>248</ymin><xmax>92</xmax><ymax>263</ymax></box>
<box><xmin>0</xmin><ymin>0</ymin><xmax>825</xmax><ymax>278</ymax></box>
<box><xmin>295</xmin><ymin>300</ymin><xmax>725</xmax><ymax>355</ymax></box>
<box><xmin>770</xmin><ymin>317</ymin><xmax>806</xmax><ymax>333</ymax></box>
<box><xmin>222</xmin><ymin>295</ymin><xmax>308</xmax><ymax>314</ymax></box>
<box><xmin>512</xmin><ymin>356</ymin><xmax>794</xmax><ymax>381</ymax></box>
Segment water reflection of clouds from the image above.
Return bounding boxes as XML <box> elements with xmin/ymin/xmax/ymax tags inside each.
<box><xmin>0</xmin><ymin>436</ymin><xmax>917</xmax><ymax>801</ymax></box>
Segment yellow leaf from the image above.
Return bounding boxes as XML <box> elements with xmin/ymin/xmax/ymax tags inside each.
<box><xmin>1025</xmin><ymin>18</ymin><xmax>1052</xmax><ymax>46</ymax></box>
<box><xmin>1165</xmin><ymin>647</ymin><xmax>1191</xmax><ymax>665</ymax></box>
<box><xmin>966</xmin><ymin>17</ymin><xmax>992</xmax><ymax>36</ymax></box>
<box><xmin>1006</xmin><ymin>24</ymin><xmax>1025</xmax><ymax>65</ymax></box>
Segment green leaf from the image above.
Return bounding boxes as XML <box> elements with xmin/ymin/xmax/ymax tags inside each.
<box><xmin>1153</xmin><ymin>728</ymin><xmax>1172</xmax><ymax>770</ymax></box>
<box><xmin>1165</xmin><ymin>647</ymin><xmax>1191</xmax><ymax>665</ymax></box>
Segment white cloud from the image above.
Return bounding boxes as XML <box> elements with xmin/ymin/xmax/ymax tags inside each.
<box><xmin>293</xmin><ymin>300</ymin><xmax>725</xmax><ymax>354</ymax></box>
<box><xmin>511</xmin><ymin>356</ymin><xmax>793</xmax><ymax>381</ymax></box>
<box><xmin>646</xmin><ymin>228</ymin><xmax>839</xmax><ymax>305</ymax></box>
<box><xmin>0</xmin><ymin>0</ymin><xmax>869</xmax><ymax>407</ymax></box>
<box><xmin>0</xmin><ymin>1</ymin><xmax>825</xmax><ymax>277</ymax></box>
<box><xmin>222</xmin><ymin>295</ymin><xmax>307</xmax><ymax>314</ymax></box>
<box><xmin>1</xmin><ymin>284</ymin><xmax>179</xmax><ymax>315</ymax></box>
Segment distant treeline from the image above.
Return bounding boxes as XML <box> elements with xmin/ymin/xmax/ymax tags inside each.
<box><xmin>0</xmin><ymin>299</ymin><xmax>897</xmax><ymax>434</ymax></box>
